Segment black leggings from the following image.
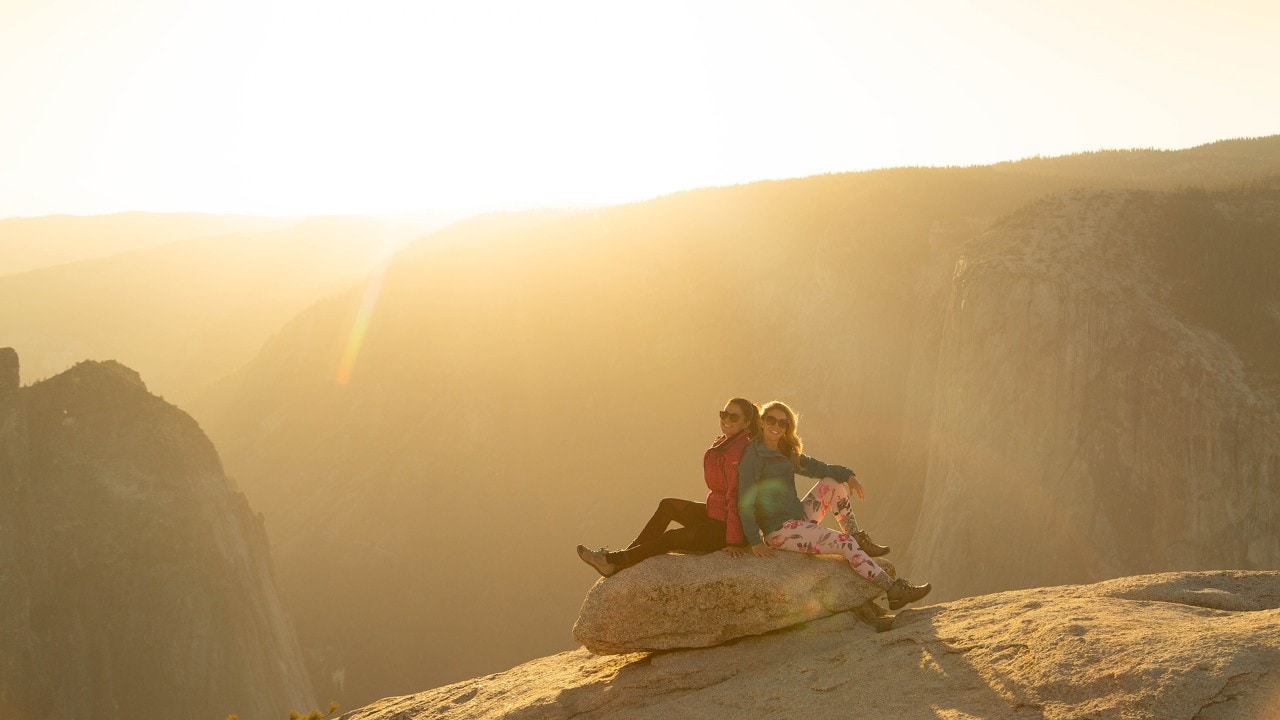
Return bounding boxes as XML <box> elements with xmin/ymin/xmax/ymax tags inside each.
<box><xmin>605</xmin><ymin>498</ymin><xmax>727</xmax><ymax>569</ymax></box>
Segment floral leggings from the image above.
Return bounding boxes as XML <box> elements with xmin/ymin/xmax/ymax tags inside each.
<box><xmin>764</xmin><ymin>478</ymin><xmax>884</xmax><ymax>581</ymax></box>
<box><xmin>801</xmin><ymin>477</ymin><xmax>861</xmax><ymax>534</ymax></box>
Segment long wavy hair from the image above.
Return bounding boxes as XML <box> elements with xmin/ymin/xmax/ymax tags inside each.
<box><xmin>760</xmin><ymin>400</ymin><xmax>803</xmax><ymax>469</ymax></box>
<box><xmin>727</xmin><ymin>397</ymin><xmax>762</xmax><ymax>440</ymax></box>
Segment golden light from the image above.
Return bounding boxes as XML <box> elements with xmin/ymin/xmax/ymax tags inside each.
<box><xmin>2</xmin><ymin>0</ymin><xmax>1277</xmax><ymax>218</ymax></box>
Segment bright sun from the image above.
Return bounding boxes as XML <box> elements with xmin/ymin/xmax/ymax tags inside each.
<box><xmin>1</xmin><ymin>0</ymin><xmax>1278</xmax><ymax>218</ymax></box>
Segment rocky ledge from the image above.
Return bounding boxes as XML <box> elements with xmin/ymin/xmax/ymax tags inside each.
<box><xmin>340</xmin><ymin>570</ymin><xmax>1280</xmax><ymax>720</ymax></box>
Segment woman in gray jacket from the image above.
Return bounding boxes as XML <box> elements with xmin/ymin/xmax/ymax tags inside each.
<box><xmin>737</xmin><ymin>400</ymin><xmax>932</xmax><ymax>610</ymax></box>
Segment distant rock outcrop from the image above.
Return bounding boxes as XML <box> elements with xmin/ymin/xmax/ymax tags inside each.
<box><xmin>0</xmin><ymin>347</ymin><xmax>16</xmax><ymax>396</ymax></box>
<box><xmin>0</xmin><ymin>351</ymin><xmax>314</xmax><ymax>720</ymax></box>
<box><xmin>341</xmin><ymin>571</ymin><xmax>1280</xmax><ymax>720</ymax></box>
<box><xmin>908</xmin><ymin>188</ymin><xmax>1280</xmax><ymax>601</ymax></box>
<box><xmin>572</xmin><ymin>551</ymin><xmax>892</xmax><ymax>654</ymax></box>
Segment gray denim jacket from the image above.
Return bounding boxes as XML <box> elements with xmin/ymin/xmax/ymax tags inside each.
<box><xmin>736</xmin><ymin>440</ymin><xmax>854</xmax><ymax>545</ymax></box>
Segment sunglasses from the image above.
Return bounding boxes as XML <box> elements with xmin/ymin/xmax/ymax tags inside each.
<box><xmin>719</xmin><ymin>410</ymin><xmax>743</xmax><ymax>423</ymax></box>
<box><xmin>763</xmin><ymin>414</ymin><xmax>791</xmax><ymax>429</ymax></box>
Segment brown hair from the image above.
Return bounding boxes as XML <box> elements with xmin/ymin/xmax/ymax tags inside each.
<box><xmin>760</xmin><ymin>400</ymin><xmax>803</xmax><ymax>469</ymax></box>
<box><xmin>727</xmin><ymin>397</ymin><xmax>762</xmax><ymax>439</ymax></box>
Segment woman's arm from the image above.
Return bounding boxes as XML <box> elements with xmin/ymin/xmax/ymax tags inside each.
<box><xmin>798</xmin><ymin>454</ymin><xmax>854</xmax><ymax>482</ymax></box>
<box><xmin>735</xmin><ymin>443</ymin><xmax>765</xmax><ymax>546</ymax></box>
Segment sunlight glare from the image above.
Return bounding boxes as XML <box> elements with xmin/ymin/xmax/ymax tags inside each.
<box><xmin>2</xmin><ymin>0</ymin><xmax>1278</xmax><ymax>218</ymax></box>
<box><xmin>334</xmin><ymin>264</ymin><xmax>387</xmax><ymax>385</ymax></box>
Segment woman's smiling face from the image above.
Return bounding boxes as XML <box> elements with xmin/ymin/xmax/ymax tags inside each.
<box><xmin>720</xmin><ymin>401</ymin><xmax>749</xmax><ymax>437</ymax></box>
<box><xmin>762</xmin><ymin>407</ymin><xmax>791</xmax><ymax>445</ymax></box>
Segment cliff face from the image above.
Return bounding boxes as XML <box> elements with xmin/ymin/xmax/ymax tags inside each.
<box><xmin>0</xmin><ymin>351</ymin><xmax>314</xmax><ymax>720</ymax></box>
<box><xmin>908</xmin><ymin>188</ymin><xmax>1280</xmax><ymax>598</ymax></box>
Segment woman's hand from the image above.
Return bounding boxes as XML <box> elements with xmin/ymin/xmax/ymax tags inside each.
<box><xmin>723</xmin><ymin>545</ymin><xmax>748</xmax><ymax>558</ymax></box>
<box><xmin>750</xmin><ymin>544</ymin><xmax>775</xmax><ymax>558</ymax></box>
<box><xmin>847</xmin><ymin>474</ymin><xmax>865</xmax><ymax>500</ymax></box>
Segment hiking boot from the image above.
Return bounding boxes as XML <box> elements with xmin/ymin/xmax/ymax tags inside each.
<box><xmin>576</xmin><ymin>544</ymin><xmax>618</xmax><ymax>578</ymax></box>
<box><xmin>885</xmin><ymin>578</ymin><xmax>931</xmax><ymax>611</ymax></box>
<box><xmin>850</xmin><ymin>600</ymin><xmax>895</xmax><ymax>632</ymax></box>
<box><xmin>852</xmin><ymin>530</ymin><xmax>890</xmax><ymax>557</ymax></box>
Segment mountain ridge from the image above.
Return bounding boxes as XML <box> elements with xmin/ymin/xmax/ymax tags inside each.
<box><xmin>0</xmin><ymin>211</ymin><xmax>296</xmax><ymax>277</ymax></box>
<box><xmin>0</xmin><ymin>214</ymin><xmax>449</xmax><ymax>405</ymax></box>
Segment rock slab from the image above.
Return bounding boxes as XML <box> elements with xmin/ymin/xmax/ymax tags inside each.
<box><xmin>572</xmin><ymin>550</ymin><xmax>893</xmax><ymax>654</ymax></box>
<box><xmin>342</xmin><ymin>570</ymin><xmax>1280</xmax><ymax>720</ymax></box>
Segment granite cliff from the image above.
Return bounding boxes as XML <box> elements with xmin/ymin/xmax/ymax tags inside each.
<box><xmin>908</xmin><ymin>187</ymin><xmax>1280</xmax><ymax>599</ymax></box>
<box><xmin>0</xmin><ymin>348</ymin><xmax>314</xmax><ymax>719</ymax></box>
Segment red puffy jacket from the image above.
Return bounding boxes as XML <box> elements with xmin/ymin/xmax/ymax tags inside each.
<box><xmin>703</xmin><ymin>429</ymin><xmax>752</xmax><ymax>546</ymax></box>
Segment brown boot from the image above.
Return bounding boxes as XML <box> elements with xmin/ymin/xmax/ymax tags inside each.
<box><xmin>851</xmin><ymin>600</ymin><xmax>895</xmax><ymax>632</ymax></box>
<box><xmin>853</xmin><ymin>530</ymin><xmax>890</xmax><ymax>557</ymax></box>
<box><xmin>886</xmin><ymin>578</ymin><xmax>931</xmax><ymax>610</ymax></box>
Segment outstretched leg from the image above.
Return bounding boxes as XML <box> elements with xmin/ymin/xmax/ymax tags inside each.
<box><xmin>626</xmin><ymin>498</ymin><xmax>712</xmax><ymax>549</ymax></box>
<box><xmin>764</xmin><ymin>518</ymin><xmax>883</xmax><ymax>581</ymax></box>
<box><xmin>592</xmin><ymin>499</ymin><xmax>725</xmax><ymax>572</ymax></box>
<box><xmin>577</xmin><ymin>498</ymin><xmax>716</xmax><ymax>577</ymax></box>
<box><xmin>765</xmin><ymin>519</ymin><xmax>929</xmax><ymax>609</ymax></box>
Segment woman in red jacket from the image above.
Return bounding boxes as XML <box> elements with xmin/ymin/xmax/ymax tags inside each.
<box><xmin>576</xmin><ymin>397</ymin><xmax>761</xmax><ymax>577</ymax></box>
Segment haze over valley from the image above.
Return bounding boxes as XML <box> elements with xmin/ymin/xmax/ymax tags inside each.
<box><xmin>3</xmin><ymin>136</ymin><xmax>1279</xmax><ymax>716</ymax></box>
<box><xmin>5</xmin><ymin>2</ymin><xmax>1280</xmax><ymax>716</ymax></box>
<box><xmin>0</xmin><ymin>214</ymin><xmax>455</xmax><ymax>407</ymax></box>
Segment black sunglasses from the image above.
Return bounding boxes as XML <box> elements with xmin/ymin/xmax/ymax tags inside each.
<box><xmin>719</xmin><ymin>410</ymin><xmax>743</xmax><ymax>423</ymax></box>
<box><xmin>763</xmin><ymin>414</ymin><xmax>791</xmax><ymax>429</ymax></box>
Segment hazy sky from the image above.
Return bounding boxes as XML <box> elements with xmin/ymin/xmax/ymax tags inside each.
<box><xmin>2</xmin><ymin>0</ymin><xmax>1277</xmax><ymax>218</ymax></box>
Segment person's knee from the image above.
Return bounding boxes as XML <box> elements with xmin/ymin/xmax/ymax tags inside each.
<box><xmin>657</xmin><ymin>497</ymin><xmax>682</xmax><ymax>512</ymax></box>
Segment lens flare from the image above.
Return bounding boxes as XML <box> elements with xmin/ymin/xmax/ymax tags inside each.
<box><xmin>334</xmin><ymin>266</ymin><xmax>387</xmax><ymax>385</ymax></box>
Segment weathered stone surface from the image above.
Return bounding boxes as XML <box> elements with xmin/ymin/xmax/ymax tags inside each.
<box><xmin>0</xmin><ymin>356</ymin><xmax>315</xmax><ymax>720</ymax></box>
<box><xmin>341</xmin><ymin>571</ymin><xmax>1280</xmax><ymax>720</ymax></box>
<box><xmin>571</xmin><ymin>551</ymin><xmax>894</xmax><ymax>654</ymax></box>
<box><xmin>908</xmin><ymin>189</ymin><xmax>1280</xmax><ymax>601</ymax></box>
